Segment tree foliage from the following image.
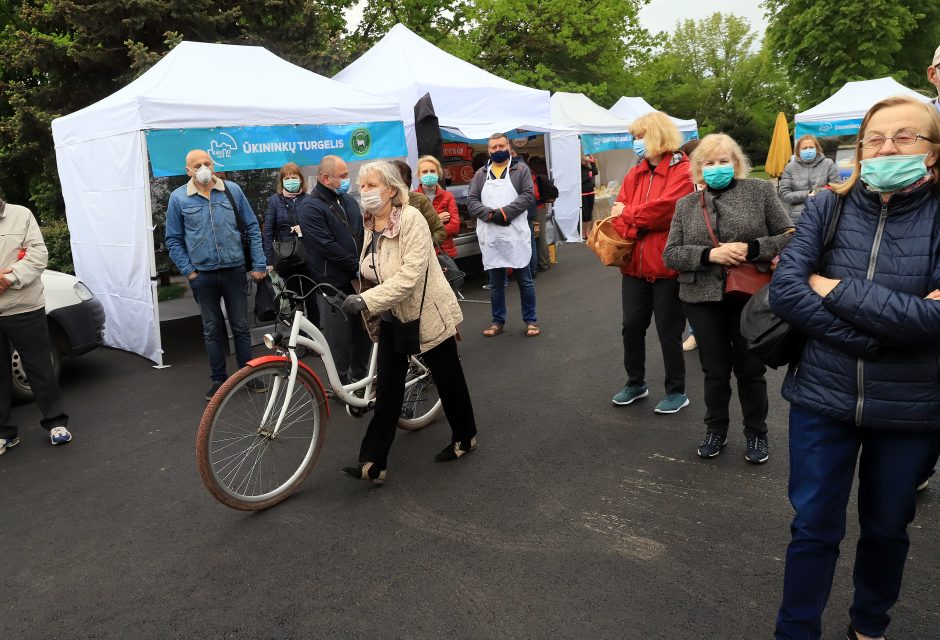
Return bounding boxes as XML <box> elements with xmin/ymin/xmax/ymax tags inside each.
<box><xmin>632</xmin><ymin>13</ymin><xmax>795</xmax><ymax>162</ymax></box>
<box><xmin>763</xmin><ymin>0</ymin><xmax>940</xmax><ymax>106</ymax></box>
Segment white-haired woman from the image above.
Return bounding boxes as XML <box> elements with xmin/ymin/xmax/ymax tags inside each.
<box><xmin>340</xmin><ymin>161</ymin><xmax>477</xmax><ymax>484</ymax></box>
<box><xmin>663</xmin><ymin>133</ymin><xmax>793</xmax><ymax>463</ymax></box>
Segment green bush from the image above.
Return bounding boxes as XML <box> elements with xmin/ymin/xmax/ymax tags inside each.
<box><xmin>41</xmin><ymin>219</ymin><xmax>73</xmax><ymax>274</ymax></box>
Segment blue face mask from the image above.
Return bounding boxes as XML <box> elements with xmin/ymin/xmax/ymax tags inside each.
<box><xmin>633</xmin><ymin>138</ymin><xmax>646</xmax><ymax>158</ymax></box>
<box><xmin>283</xmin><ymin>178</ymin><xmax>301</xmax><ymax>193</ymax></box>
<box><xmin>859</xmin><ymin>154</ymin><xmax>928</xmax><ymax>192</ymax></box>
<box><xmin>702</xmin><ymin>164</ymin><xmax>735</xmax><ymax>189</ymax></box>
<box><xmin>335</xmin><ymin>178</ymin><xmax>351</xmax><ymax>195</ymax></box>
<box><xmin>799</xmin><ymin>148</ymin><xmax>817</xmax><ymax>162</ymax></box>
<box><xmin>420</xmin><ymin>173</ymin><xmax>439</xmax><ymax>187</ymax></box>
<box><xmin>491</xmin><ymin>149</ymin><xmax>511</xmax><ymax>163</ymax></box>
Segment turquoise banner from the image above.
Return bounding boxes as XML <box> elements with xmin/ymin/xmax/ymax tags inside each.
<box><xmin>794</xmin><ymin>119</ymin><xmax>863</xmax><ymax>139</ymax></box>
<box><xmin>581</xmin><ymin>132</ymin><xmax>633</xmax><ymax>154</ymax></box>
<box><xmin>145</xmin><ymin>122</ymin><xmax>407</xmax><ymax>177</ymax></box>
<box><xmin>681</xmin><ymin>130</ymin><xmax>700</xmax><ymax>144</ymax></box>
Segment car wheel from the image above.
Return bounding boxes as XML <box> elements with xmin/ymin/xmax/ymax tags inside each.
<box><xmin>11</xmin><ymin>347</ymin><xmax>62</xmax><ymax>404</ymax></box>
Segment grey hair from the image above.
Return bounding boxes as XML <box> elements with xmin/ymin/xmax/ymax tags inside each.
<box><xmin>357</xmin><ymin>161</ymin><xmax>410</xmax><ymax>207</ymax></box>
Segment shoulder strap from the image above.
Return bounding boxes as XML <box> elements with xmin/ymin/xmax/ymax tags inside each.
<box><xmin>822</xmin><ymin>195</ymin><xmax>843</xmax><ymax>251</ymax></box>
<box><xmin>699</xmin><ymin>192</ymin><xmax>720</xmax><ymax>248</ymax></box>
<box><xmin>222</xmin><ymin>181</ymin><xmax>246</xmax><ymax>234</ymax></box>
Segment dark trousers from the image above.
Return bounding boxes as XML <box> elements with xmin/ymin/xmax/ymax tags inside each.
<box><xmin>775</xmin><ymin>405</ymin><xmax>940</xmax><ymax>639</ymax></box>
<box><xmin>620</xmin><ymin>275</ymin><xmax>685</xmax><ymax>395</ymax></box>
<box><xmin>190</xmin><ymin>268</ymin><xmax>252</xmax><ymax>383</ymax></box>
<box><xmin>0</xmin><ymin>308</ymin><xmax>68</xmax><ymax>439</ymax></box>
<box><xmin>317</xmin><ymin>294</ymin><xmax>370</xmax><ymax>385</ymax></box>
<box><xmin>683</xmin><ymin>298</ymin><xmax>767</xmax><ymax>436</ymax></box>
<box><xmin>359</xmin><ymin>321</ymin><xmax>477</xmax><ymax>469</ymax></box>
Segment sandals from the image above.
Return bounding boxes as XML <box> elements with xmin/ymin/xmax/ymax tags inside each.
<box><xmin>482</xmin><ymin>324</ymin><xmax>504</xmax><ymax>337</ymax></box>
<box><xmin>526</xmin><ymin>324</ymin><xmax>541</xmax><ymax>337</ymax></box>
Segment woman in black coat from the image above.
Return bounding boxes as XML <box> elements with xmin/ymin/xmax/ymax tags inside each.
<box><xmin>263</xmin><ymin>162</ymin><xmax>317</xmax><ymax>325</ymax></box>
<box><xmin>770</xmin><ymin>96</ymin><xmax>940</xmax><ymax>640</ymax></box>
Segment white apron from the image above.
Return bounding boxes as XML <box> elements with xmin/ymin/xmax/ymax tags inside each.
<box><xmin>477</xmin><ymin>162</ymin><xmax>532</xmax><ymax>270</ymax></box>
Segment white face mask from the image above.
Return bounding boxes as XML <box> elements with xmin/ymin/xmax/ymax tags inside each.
<box><xmin>195</xmin><ymin>166</ymin><xmax>213</xmax><ymax>185</ymax></box>
<box><xmin>360</xmin><ymin>188</ymin><xmax>386</xmax><ymax>212</ymax></box>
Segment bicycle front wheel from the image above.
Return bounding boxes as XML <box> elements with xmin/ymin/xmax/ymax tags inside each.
<box><xmin>196</xmin><ymin>360</ymin><xmax>328</xmax><ymax>510</ymax></box>
<box><xmin>398</xmin><ymin>355</ymin><xmax>443</xmax><ymax>430</ymax></box>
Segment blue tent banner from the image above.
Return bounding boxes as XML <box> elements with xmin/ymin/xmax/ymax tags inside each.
<box><xmin>581</xmin><ymin>132</ymin><xmax>633</xmax><ymax>154</ymax></box>
<box><xmin>440</xmin><ymin>129</ymin><xmax>543</xmax><ymax>144</ymax></box>
<box><xmin>794</xmin><ymin>118</ymin><xmax>863</xmax><ymax>139</ymax></box>
<box><xmin>145</xmin><ymin>122</ymin><xmax>407</xmax><ymax>177</ymax></box>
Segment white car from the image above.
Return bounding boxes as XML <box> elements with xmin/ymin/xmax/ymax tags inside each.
<box><xmin>11</xmin><ymin>270</ymin><xmax>105</xmax><ymax>402</ymax></box>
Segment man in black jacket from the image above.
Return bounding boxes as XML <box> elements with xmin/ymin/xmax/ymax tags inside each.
<box><xmin>298</xmin><ymin>155</ymin><xmax>370</xmax><ymax>384</ymax></box>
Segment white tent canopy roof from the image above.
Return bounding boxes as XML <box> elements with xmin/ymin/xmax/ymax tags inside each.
<box><xmin>333</xmin><ymin>24</ymin><xmax>553</xmax><ymax>140</ymax></box>
<box><xmin>52</xmin><ymin>41</ymin><xmax>404</xmax><ymax>146</ymax></box>
<box><xmin>795</xmin><ymin>77</ymin><xmax>931</xmax><ymax>123</ymax></box>
<box><xmin>609</xmin><ymin>97</ymin><xmax>698</xmax><ymax>132</ymax></box>
<box><xmin>550</xmin><ymin>92</ymin><xmax>632</xmax><ymax>133</ymax></box>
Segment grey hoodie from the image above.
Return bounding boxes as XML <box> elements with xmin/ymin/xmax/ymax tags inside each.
<box><xmin>778</xmin><ymin>154</ymin><xmax>841</xmax><ymax>223</ymax></box>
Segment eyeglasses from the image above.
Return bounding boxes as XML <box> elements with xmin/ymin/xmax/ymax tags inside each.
<box><xmin>860</xmin><ymin>130</ymin><xmax>936</xmax><ymax>149</ymax></box>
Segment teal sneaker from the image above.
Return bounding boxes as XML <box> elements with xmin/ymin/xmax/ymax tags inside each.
<box><xmin>612</xmin><ymin>384</ymin><xmax>649</xmax><ymax>406</ymax></box>
<box><xmin>654</xmin><ymin>393</ymin><xmax>690</xmax><ymax>414</ymax></box>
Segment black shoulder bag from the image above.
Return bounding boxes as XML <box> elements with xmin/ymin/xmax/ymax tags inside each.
<box><xmin>271</xmin><ymin>197</ymin><xmax>307</xmax><ymax>271</ymax></box>
<box><xmin>740</xmin><ymin>195</ymin><xmax>843</xmax><ymax>368</ymax></box>
<box><xmin>222</xmin><ymin>182</ymin><xmax>253</xmax><ymax>272</ymax></box>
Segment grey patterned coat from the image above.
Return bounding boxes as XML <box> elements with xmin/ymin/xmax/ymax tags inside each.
<box><xmin>778</xmin><ymin>155</ymin><xmax>841</xmax><ymax>223</ymax></box>
<box><xmin>663</xmin><ymin>179</ymin><xmax>794</xmax><ymax>304</ymax></box>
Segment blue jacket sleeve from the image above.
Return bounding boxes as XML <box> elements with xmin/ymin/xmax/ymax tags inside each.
<box><xmin>822</xmin><ymin>277</ymin><xmax>940</xmax><ymax>350</ymax></box>
<box><xmin>262</xmin><ymin>195</ymin><xmax>277</xmax><ymax>265</ymax></box>
<box><xmin>164</xmin><ymin>192</ymin><xmax>194</xmax><ymax>277</ymax></box>
<box><xmin>230</xmin><ymin>182</ymin><xmax>266</xmax><ymax>272</ymax></box>
<box><xmin>769</xmin><ymin>192</ymin><xmax>882</xmax><ymax>358</ymax></box>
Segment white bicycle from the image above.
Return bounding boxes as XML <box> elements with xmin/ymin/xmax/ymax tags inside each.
<box><xmin>195</xmin><ymin>281</ymin><xmax>443</xmax><ymax>510</ymax></box>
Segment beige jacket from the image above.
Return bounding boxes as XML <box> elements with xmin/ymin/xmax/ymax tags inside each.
<box><xmin>359</xmin><ymin>205</ymin><xmax>462</xmax><ymax>353</ymax></box>
<box><xmin>0</xmin><ymin>203</ymin><xmax>48</xmax><ymax>315</ymax></box>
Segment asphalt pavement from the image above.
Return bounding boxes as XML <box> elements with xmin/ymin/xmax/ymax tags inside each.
<box><xmin>2</xmin><ymin>244</ymin><xmax>937</xmax><ymax>639</ymax></box>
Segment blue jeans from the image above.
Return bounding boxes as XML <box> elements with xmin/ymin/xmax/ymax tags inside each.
<box><xmin>190</xmin><ymin>268</ymin><xmax>252</xmax><ymax>382</ymax></box>
<box><xmin>775</xmin><ymin>405</ymin><xmax>940</xmax><ymax>639</ymax></box>
<box><xmin>488</xmin><ymin>267</ymin><xmax>537</xmax><ymax>326</ymax></box>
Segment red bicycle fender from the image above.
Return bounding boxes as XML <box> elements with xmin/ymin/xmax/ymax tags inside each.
<box><xmin>246</xmin><ymin>355</ymin><xmax>331</xmax><ymax>417</ymax></box>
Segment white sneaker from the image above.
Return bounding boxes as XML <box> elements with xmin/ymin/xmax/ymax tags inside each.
<box><xmin>50</xmin><ymin>426</ymin><xmax>72</xmax><ymax>445</ymax></box>
<box><xmin>0</xmin><ymin>436</ymin><xmax>20</xmax><ymax>455</ymax></box>
<box><xmin>682</xmin><ymin>335</ymin><xmax>697</xmax><ymax>351</ymax></box>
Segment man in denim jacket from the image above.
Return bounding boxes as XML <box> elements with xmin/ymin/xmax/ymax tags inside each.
<box><xmin>165</xmin><ymin>149</ymin><xmax>266</xmax><ymax>400</ymax></box>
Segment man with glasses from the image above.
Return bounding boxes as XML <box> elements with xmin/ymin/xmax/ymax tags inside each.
<box><xmin>929</xmin><ymin>44</ymin><xmax>940</xmax><ymax>114</ymax></box>
<box><xmin>297</xmin><ymin>155</ymin><xmax>369</xmax><ymax>385</ymax></box>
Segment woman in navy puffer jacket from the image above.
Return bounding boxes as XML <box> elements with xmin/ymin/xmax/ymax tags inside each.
<box><xmin>770</xmin><ymin>96</ymin><xmax>940</xmax><ymax>640</ymax></box>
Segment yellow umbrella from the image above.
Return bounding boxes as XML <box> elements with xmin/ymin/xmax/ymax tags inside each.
<box><xmin>765</xmin><ymin>111</ymin><xmax>793</xmax><ymax>178</ymax></box>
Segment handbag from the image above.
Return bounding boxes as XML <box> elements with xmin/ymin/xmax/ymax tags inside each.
<box><xmin>222</xmin><ymin>182</ymin><xmax>254</xmax><ymax>272</ymax></box>
<box><xmin>587</xmin><ymin>213</ymin><xmax>634</xmax><ymax>266</ymax></box>
<box><xmin>700</xmin><ymin>192</ymin><xmax>771</xmax><ymax>299</ymax></box>
<box><xmin>391</xmin><ymin>265</ymin><xmax>429</xmax><ymax>355</ymax></box>
<box><xmin>740</xmin><ymin>195</ymin><xmax>844</xmax><ymax>368</ymax></box>
<box><xmin>254</xmin><ymin>275</ymin><xmax>277</xmax><ymax>322</ymax></box>
<box><xmin>271</xmin><ymin>198</ymin><xmax>307</xmax><ymax>271</ymax></box>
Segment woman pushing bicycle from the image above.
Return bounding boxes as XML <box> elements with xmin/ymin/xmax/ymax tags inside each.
<box><xmin>340</xmin><ymin>161</ymin><xmax>478</xmax><ymax>484</ymax></box>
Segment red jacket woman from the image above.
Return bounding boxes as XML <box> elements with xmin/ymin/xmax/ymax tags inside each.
<box><xmin>415</xmin><ymin>155</ymin><xmax>460</xmax><ymax>257</ymax></box>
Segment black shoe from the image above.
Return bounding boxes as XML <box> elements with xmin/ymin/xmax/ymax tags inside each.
<box><xmin>697</xmin><ymin>432</ymin><xmax>727</xmax><ymax>458</ymax></box>
<box><xmin>745</xmin><ymin>434</ymin><xmax>770</xmax><ymax>464</ymax></box>
<box><xmin>205</xmin><ymin>380</ymin><xmax>224</xmax><ymax>401</ymax></box>
<box><xmin>245</xmin><ymin>378</ymin><xmax>268</xmax><ymax>394</ymax></box>
<box><xmin>342</xmin><ymin>462</ymin><xmax>386</xmax><ymax>485</ymax></box>
<box><xmin>434</xmin><ymin>437</ymin><xmax>477</xmax><ymax>462</ymax></box>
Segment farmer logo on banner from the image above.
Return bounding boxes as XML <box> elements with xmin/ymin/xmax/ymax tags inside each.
<box><xmin>351</xmin><ymin>128</ymin><xmax>371</xmax><ymax>156</ymax></box>
<box><xmin>208</xmin><ymin>132</ymin><xmax>238</xmax><ymax>167</ymax></box>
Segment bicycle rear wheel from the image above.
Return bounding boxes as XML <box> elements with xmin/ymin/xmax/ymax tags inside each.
<box><xmin>196</xmin><ymin>360</ymin><xmax>328</xmax><ymax>510</ymax></box>
<box><xmin>398</xmin><ymin>355</ymin><xmax>443</xmax><ymax>430</ymax></box>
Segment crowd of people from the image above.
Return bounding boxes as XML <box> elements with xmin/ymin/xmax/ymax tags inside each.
<box><xmin>3</xmin><ymin>38</ymin><xmax>940</xmax><ymax>640</ymax></box>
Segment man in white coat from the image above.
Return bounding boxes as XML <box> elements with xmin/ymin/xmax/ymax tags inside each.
<box><xmin>467</xmin><ymin>133</ymin><xmax>540</xmax><ymax>337</ymax></box>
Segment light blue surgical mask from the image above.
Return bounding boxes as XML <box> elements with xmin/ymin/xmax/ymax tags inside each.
<box><xmin>799</xmin><ymin>148</ymin><xmax>817</xmax><ymax>162</ymax></box>
<box><xmin>336</xmin><ymin>178</ymin><xmax>351</xmax><ymax>195</ymax></box>
<box><xmin>283</xmin><ymin>178</ymin><xmax>301</xmax><ymax>193</ymax></box>
<box><xmin>633</xmin><ymin>138</ymin><xmax>646</xmax><ymax>158</ymax></box>
<box><xmin>859</xmin><ymin>154</ymin><xmax>928</xmax><ymax>192</ymax></box>
<box><xmin>420</xmin><ymin>173</ymin><xmax>439</xmax><ymax>187</ymax></box>
<box><xmin>702</xmin><ymin>164</ymin><xmax>735</xmax><ymax>190</ymax></box>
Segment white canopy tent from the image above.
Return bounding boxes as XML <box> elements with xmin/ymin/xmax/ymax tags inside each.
<box><xmin>333</xmin><ymin>23</ymin><xmax>554</xmax><ymax>169</ymax></box>
<box><xmin>795</xmin><ymin>77</ymin><xmax>931</xmax><ymax>138</ymax></box>
<box><xmin>52</xmin><ymin>41</ymin><xmax>405</xmax><ymax>365</ymax></box>
<box><xmin>548</xmin><ymin>92</ymin><xmax>634</xmax><ymax>240</ymax></box>
<box><xmin>609</xmin><ymin>97</ymin><xmax>699</xmax><ymax>142</ymax></box>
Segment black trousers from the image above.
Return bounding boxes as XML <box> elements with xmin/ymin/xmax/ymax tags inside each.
<box><xmin>683</xmin><ymin>298</ymin><xmax>768</xmax><ymax>436</ymax></box>
<box><xmin>621</xmin><ymin>275</ymin><xmax>686</xmax><ymax>395</ymax></box>
<box><xmin>0</xmin><ymin>308</ymin><xmax>68</xmax><ymax>439</ymax></box>
<box><xmin>359</xmin><ymin>321</ymin><xmax>477</xmax><ymax>469</ymax></box>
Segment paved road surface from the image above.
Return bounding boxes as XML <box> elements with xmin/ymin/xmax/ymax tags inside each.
<box><xmin>2</xmin><ymin>244</ymin><xmax>937</xmax><ymax>639</ymax></box>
